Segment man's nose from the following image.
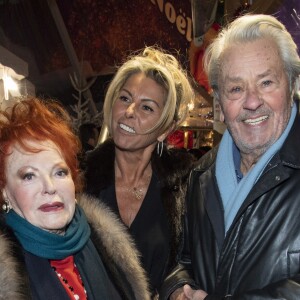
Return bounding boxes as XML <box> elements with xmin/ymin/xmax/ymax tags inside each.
<box><xmin>243</xmin><ymin>88</ymin><xmax>263</xmax><ymax>110</ymax></box>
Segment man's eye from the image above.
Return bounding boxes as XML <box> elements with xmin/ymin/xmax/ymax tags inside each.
<box><xmin>230</xmin><ymin>86</ymin><xmax>241</xmax><ymax>93</ymax></box>
<box><xmin>262</xmin><ymin>80</ymin><xmax>272</xmax><ymax>87</ymax></box>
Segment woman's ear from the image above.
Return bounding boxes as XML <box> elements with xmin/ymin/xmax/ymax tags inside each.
<box><xmin>2</xmin><ymin>189</ymin><xmax>7</xmax><ymax>200</ymax></box>
<box><xmin>157</xmin><ymin>122</ymin><xmax>175</xmax><ymax>142</ymax></box>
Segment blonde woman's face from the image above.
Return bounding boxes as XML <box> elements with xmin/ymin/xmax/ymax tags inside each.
<box><xmin>111</xmin><ymin>72</ymin><xmax>169</xmax><ymax>152</ymax></box>
<box><xmin>3</xmin><ymin>140</ymin><xmax>76</xmax><ymax>233</ymax></box>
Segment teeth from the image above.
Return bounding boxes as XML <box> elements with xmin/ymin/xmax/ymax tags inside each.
<box><xmin>244</xmin><ymin>115</ymin><xmax>268</xmax><ymax>125</ymax></box>
<box><xmin>120</xmin><ymin>123</ymin><xmax>136</xmax><ymax>133</ymax></box>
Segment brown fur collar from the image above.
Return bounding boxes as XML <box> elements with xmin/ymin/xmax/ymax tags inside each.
<box><xmin>79</xmin><ymin>194</ymin><xmax>151</xmax><ymax>299</ymax></box>
<box><xmin>0</xmin><ymin>194</ymin><xmax>151</xmax><ymax>300</ymax></box>
<box><xmin>0</xmin><ymin>218</ymin><xmax>31</xmax><ymax>299</ymax></box>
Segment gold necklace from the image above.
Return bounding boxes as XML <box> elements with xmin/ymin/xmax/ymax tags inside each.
<box><xmin>125</xmin><ymin>175</ymin><xmax>151</xmax><ymax>201</ymax></box>
<box><xmin>128</xmin><ymin>187</ymin><xmax>144</xmax><ymax>200</ymax></box>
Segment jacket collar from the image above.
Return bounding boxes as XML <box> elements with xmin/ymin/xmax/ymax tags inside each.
<box><xmin>78</xmin><ymin>194</ymin><xmax>151</xmax><ymax>300</ymax></box>
<box><xmin>278</xmin><ymin>107</ymin><xmax>300</xmax><ymax>168</ymax></box>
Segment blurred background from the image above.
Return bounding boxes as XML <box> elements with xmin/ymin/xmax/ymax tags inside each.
<box><xmin>0</xmin><ymin>0</ymin><xmax>299</xmax><ymax>150</ymax></box>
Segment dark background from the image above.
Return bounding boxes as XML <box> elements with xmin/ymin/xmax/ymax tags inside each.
<box><xmin>0</xmin><ymin>0</ymin><xmax>299</xmax><ymax>114</ymax></box>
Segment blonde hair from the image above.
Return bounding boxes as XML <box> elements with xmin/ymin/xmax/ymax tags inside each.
<box><xmin>103</xmin><ymin>46</ymin><xmax>194</xmax><ymax>135</ymax></box>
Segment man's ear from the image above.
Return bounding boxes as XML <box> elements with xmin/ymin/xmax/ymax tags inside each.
<box><xmin>157</xmin><ymin>122</ymin><xmax>176</xmax><ymax>142</ymax></box>
<box><xmin>220</xmin><ymin>109</ymin><xmax>225</xmax><ymax>123</ymax></box>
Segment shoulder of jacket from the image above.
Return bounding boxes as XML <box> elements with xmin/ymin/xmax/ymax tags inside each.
<box><xmin>152</xmin><ymin>148</ymin><xmax>196</xmax><ymax>181</ymax></box>
<box><xmin>84</xmin><ymin>139</ymin><xmax>115</xmax><ymax>192</ymax></box>
<box><xmin>86</xmin><ymin>139</ymin><xmax>115</xmax><ymax>167</ymax></box>
<box><xmin>77</xmin><ymin>194</ymin><xmax>151</xmax><ymax>300</ymax></box>
<box><xmin>193</xmin><ymin>146</ymin><xmax>218</xmax><ymax>173</ymax></box>
<box><xmin>0</xmin><ymin>223</ymin><xmax>28</xmax><ymax>299</ymax></box>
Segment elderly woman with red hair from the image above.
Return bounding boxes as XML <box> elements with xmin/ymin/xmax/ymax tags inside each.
<box><xmin>0</xmin><ymin>97</ymin><xmax>150</xmax><ymax>300</ymax></box>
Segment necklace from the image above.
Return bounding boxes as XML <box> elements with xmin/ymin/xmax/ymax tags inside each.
<box><xmin>127</xmin><ymin>186</ymin><xmax>144</xmax><ymax>200</ymax></box>
<box><xmin>116</xmin><ymin>174</ymin><xmax>152</xmax><ymax>226</ymax></box>
<box><xmin>124</xmin><ymin>175</ymin><xmax>151</xmax><ymax>201</ymax></box>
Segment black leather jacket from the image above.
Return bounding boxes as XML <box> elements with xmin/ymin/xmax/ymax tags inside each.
<box><xmin>160</xmin><ymin>112</ymin><xmax>300</xmax><ymax>300</ymax></box>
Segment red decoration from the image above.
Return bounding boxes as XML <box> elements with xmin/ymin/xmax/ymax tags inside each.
<box><xmin>167</xmin><ymin>130</ymin><xmax>194</xmax><ymax>149</ymax></box>
<box><xmin>189</xmin><ymin>23</ymin><xmax>220</xmax><ymax>92</ymax></box>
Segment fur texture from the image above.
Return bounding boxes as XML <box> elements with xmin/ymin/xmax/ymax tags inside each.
<box><xmin>79</xmin><ymin>194</ymin><xmax>151</xmax><ymax>300</ymax></box>
<box><xmin>0</xmin><ymin>194</ymin><xmax>151</xmax><ymax>299</ymax></box>
<box><xmin>0</xmin><ymin>233</ymin><xmax>27</xmax><ymax>299</ymax></box>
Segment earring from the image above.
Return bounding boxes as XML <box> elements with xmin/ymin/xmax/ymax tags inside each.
<box><xmin>157</xmin><ymin>141</ymin><xmax>164</xmax><ymax>157</ymax></box>
<box><xmin>2</xmin><ymin>198</ymin><xmax>11</xmax><ymax>213</ymax></box>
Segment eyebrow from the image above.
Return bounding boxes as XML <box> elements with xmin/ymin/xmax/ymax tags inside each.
<box><xmin>121</xmin><ymin>88</ymin><xmax>161</xmax><ymax>108</ymax></box>
<box><xmin>257</xmin><ymin>69</ymin><xmax>274</xmax><ymax>79</ymax></box>
<box><xmin>225</xmin><ymin>69</ymin><xmax>274</xmax><ymax>82</ymax></box>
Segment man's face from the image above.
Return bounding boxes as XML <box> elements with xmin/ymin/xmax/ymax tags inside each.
<box><xmin>219</xmin><ymin>38</ymin><xmax>292</xmax><ymax>155</ymax></box>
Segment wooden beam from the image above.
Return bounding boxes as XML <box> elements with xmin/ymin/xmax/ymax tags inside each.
<box><xmin>46</xmin><ymin>0</ymin><xmax>98</xmax><ymax>114</ymax></box>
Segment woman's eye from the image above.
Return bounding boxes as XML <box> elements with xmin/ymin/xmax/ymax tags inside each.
<box><xmin>22</xmin><ymin>173</ymin><xmax>34</xmax><ymax>181</ymax></box>
<box><xmin>56</xmin><ymin>169</ymin><xmax>69</xmax><ymax>177</ymax></box>
<box><xmin>119</xmin><ymin>95</ymin><xmax>129</xmax><ymax>102</ymax></box>
<box><xmin>142</xmin><ymin>105</ymin><xmax>154</xmax><ymax>112</ymax></box>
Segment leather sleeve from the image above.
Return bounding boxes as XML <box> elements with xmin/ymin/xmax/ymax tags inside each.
<box><xmin>158</xmin><ymin>263</ymin><xmax>197</xmax><ymax>300</ymax></box>
<box><xmin>159</xmin><ymin>170</ymin><xmax>200</xmax><ymax>300</ymax></box>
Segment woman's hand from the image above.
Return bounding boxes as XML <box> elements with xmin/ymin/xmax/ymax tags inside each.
<box><xmin>170</xmin><ymin>285</ymin><xmax>208</xmax><ymax>300</ymax></box>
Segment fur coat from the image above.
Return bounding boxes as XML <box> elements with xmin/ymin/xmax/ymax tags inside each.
<box><xmin>0</xmin><ymin>194</ymin><xmax>151</xmax><ymax>300</ymax></box>
<box><xmin>84</xmin><ymin>139</ymin><xmax>196</xmax><ymax>275</ymax></box>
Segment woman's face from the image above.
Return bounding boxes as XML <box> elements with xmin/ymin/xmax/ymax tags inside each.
<box><xmin>3</xmin><ymin>140</ymin><xmax>76</xmax><ymax>233</ymax></box>
<box><xmin>111</xmin><ymin>72</ymin><xmax>170</xmax><ymax>151</ymax></box>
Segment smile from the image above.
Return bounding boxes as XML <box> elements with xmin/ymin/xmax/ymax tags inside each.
<box><xmin>120</xmin><ymin>123</ymin><xmax>136</xmax><ymax>133</ymax></box>
<box><xmin>244</xmin><ymin>115</ymin><xmax>268</xmax><ymax>125</ymax></box>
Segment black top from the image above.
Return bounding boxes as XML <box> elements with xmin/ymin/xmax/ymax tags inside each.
<box><xmin>100</xmin><ymin>173</ymin><xmax>171</xmax><ymax>294</ymax></box>
<box><xmin>24</xmin><ymin>239</ymin><xmax>122</xmax><ymax>300</ymax></box>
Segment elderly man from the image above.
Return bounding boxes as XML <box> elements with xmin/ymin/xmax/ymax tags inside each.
<box><xmin>160</xmin><ymin>14</ymin><xmax>300</xmax><ymax>300</ymax></box>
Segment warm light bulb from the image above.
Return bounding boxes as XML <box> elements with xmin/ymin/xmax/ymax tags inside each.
<box><xmin>3</xmin><ymin>75</ymin><xmax>19</xmax><ymax>100</ymax></box>
<box><xmin>188</xmin><ymin>101</ymin><xmax>194</xmax><ymax>111</ymax></box>
<box><xmin>4</xmin><ymin>76</ymin><xmax>18</xmax><ymax>91</ymax></box>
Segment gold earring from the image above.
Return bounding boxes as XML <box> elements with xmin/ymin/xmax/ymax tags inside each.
<box><xmin>2</xmin><ymin>198</ymin><xmax>11</xmax><ymax>213</ymax></box>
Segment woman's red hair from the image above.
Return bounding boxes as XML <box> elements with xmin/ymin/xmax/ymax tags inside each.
<box><xmin>0</xmin><ymin>97</ymin><xmax>82</xmax><ymax>204</ymax></box>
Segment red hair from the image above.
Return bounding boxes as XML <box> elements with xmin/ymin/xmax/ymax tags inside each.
<box><xmin>0</xmin><ymin>97</ymin><xmax>82</xmax><ymax>203</ymax></box>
